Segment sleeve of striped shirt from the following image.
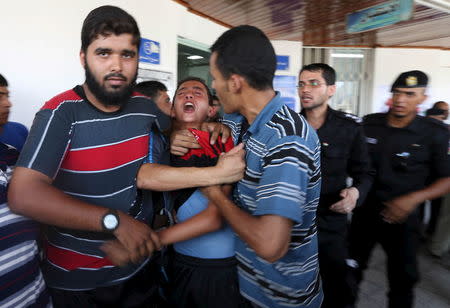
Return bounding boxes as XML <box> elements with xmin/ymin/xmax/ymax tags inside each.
<box><xmin>253</xmin><ymin>136</ymin><xmax>316</xmax><ymax>224</ymax></box>
<box><xmin>17</xmin><ymin>106</ymin><xmax>74</xmax><ymax>179</ymax></box>
<box><xmin>144</xmin><ymin>130</ymin><xmax>169</xmax><ymax>165</ymax></box>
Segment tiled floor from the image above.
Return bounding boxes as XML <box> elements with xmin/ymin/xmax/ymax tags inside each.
<box><xmin>357</xmin><ymin>245</ymin><xmax>450</xmax><ymax>308</ymax></box>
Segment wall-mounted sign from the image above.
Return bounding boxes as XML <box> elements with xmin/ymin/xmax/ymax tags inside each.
<box><xmin>139</xmin><ymin>38</ymin><xmax>160</xmax><ymax>64</ymax></box>
<box><xmin>273</xmin><ymin>75</ymin><xmax>298</xmax><ymax>111</ymax></box>
<box><xmin>346</xmin><ymin>0</ymin><xmax>413</xmax><ymax>34</ymax></box>
<box><xmin>276</xmin><ymin>55</ymin><xmax>290</xmax><ymax>71</ymax></box>
<box><xmin>137</xmin><ymin>68</ymin><xmax>174</xmax><ymax>95</ymax></box>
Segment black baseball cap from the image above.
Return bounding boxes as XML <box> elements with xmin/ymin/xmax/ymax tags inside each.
<box><xmin>391</xmin><ymin>70</ymin><xmax>428</xmax><ymax>92</ymax></box>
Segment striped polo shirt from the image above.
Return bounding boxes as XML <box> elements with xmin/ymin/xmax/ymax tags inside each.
<box><xmin>16</xmin><ymin>86</ymin><xmax>170</xmax><ymax>290</ymax></box>
<box><xmin>223</xmin><ymin>93</ymin><xmax>323</xmax><ymax>308</ymax></box>
<box><xmin>0</xmin><ymin>142</ymin><xmax>52</xmax><ymax>307</ymax></box>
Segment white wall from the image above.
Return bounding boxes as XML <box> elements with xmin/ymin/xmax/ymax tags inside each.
<box><xmin>0</xmin><ymin>0</ymin><xmax>228</xmax><ymax>127</ymax></box>
<box><xmin>371</xmin><ymin>48</ymin><xmax>450</xmax><ymax>117</ymax></box>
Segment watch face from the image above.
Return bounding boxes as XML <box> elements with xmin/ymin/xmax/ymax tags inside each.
<box><xmin>104</xmin><ymin>214</ymin><xmax>119</xmax><ymax>229</ymax></box>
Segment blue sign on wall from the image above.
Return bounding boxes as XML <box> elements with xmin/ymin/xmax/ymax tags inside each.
<box><xmin>139</xmin><ymin>38</ymin><xmax>160</xmax><ymax>64</ymax></box>
<box><xmin>273</xmin><ymin>75</ymin><xmax>298</xmax><ymax>111</ymax></box>
<box><xmin>276</xmin><ymin>55</ymin><xmax>289</xmax><ymax>71</ymax></box>
<box><xmin>347</xmin><ymin>0</ymin><xmax>413</xmax><ymax>33</ymax></box>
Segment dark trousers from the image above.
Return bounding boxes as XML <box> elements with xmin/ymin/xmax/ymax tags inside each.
<box><xmin>348</xmin><ymin>204</ymin><xmax>420</xmax><ymax>308</ymax></box>
<box><xmin>317</xmin><ymin>211</ymin><xmax>353</xmax><ymax>308</ymax></box>
<box><xmin>49</xmin><ymin>260</ymin><xmax>167</xmax><ymax>308</ymax></box>
<box><xmin>168</xmin><ymin>252</ymin><xmax>250</xmax><ymax>308</ymax></box>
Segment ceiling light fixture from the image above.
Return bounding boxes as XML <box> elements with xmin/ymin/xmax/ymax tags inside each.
<box><xmin>331</xmin><ymin>53</ymin><xmax>364</xmax><ymax>58</ymax></box>
<box><xmin>187</xmin><ymin>55</ymin><xmax>204</xmax><ymax>60</ymax></box>
<box><xmin>415</xmin><ymin>0</ymin><xmax>450</xmax><ymax>14</ymax></box>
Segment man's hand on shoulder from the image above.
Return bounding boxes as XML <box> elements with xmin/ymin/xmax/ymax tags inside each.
<box><xmin>214</xmin><ymin>143</ymin><xmax>246</xmax><ymax>184</ymax></box>
<box><xmin>330</xmin><ymin>187</ymin><xmax>359</xmax><ymax>214</ymax></box>
<box><xmin>170</xmin><ymin>123</ymin><xmax>232</xmax><ymax>156</ymax></box>
<box><xmin>170</xmin><ymin>129</ymin><xmax>201</xmax><ymax>156</ymax></box>
<box><xmin>200</xmin><ymin>122</ymin><xmax>231</xmax><ymax>145</ymax></box>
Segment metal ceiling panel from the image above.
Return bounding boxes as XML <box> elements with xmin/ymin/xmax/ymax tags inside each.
<box><xmin>174</xmin><ymin>0</ymin><xmax>450</xmax><ymax>48</ymax></box>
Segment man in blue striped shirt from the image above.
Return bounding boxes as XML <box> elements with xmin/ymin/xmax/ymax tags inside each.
<box><xmin>201</xmin><ymin>25</ymin><xmax>323</xmax><ymax>308</ymax></box>
<box><xmin>0</xmin><ymin>73</ymin><xmax>51</xmax><ymax>307</ymax></box>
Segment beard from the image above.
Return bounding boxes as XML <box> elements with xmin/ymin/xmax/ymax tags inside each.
<box><xmin>301</xmin><ymin>99</ymin><xmax>327</xmax><ymax>111</ymax></box>
<box><xmin>84</xmin><ymin>61</ymin><xmax>137</xmax><ymax>108</ymax></box>
<box><xmin>390</xmin><ymin>112</ymin><xmax>407</xmax><ymax>118</ymax></box>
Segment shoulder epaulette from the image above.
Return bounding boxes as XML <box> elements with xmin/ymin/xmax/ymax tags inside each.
<box><xmin>334</xmin><ymin>110</ymin><xmax>362</xmax><ymax>124</ymax></box>
<box><xmin>363</xmin><ymin>113</ymin><xmax>385</xmax><ymax>123</ymax></box>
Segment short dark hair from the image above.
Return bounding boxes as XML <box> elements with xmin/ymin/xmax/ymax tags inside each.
<box><xmin>81</xmin><ymin>5</ymin><xmax>140</xmax><ymax>52</ymax></box>
<box><xmin>300</xmin><ymin>63</ymin><xmax>336</xmax><ymax>85</ymax></box>
<box><xmin>135</xmin><ymin>81</ymin><xmax>168</xmax><ymax>99</ymax></box>
<box><xmin>0</xmin><ymin>74</ymin><xmax>8</xmax><ymax>87</ymax></box>
<box><xmin>433</xmin><ymin>101</ymin><xmax>448</xmax><ymax>108</ymax></box>
<box><xmin>426</xmin><ymin>108</ymin><xmax>445</xmax><ymax>117</ymax></box>
<box><xmin>175</xmin><ymin>77</ymin><xmax>213</xmax><ymax>106</ymax></box>
<box><xmin>211</xmin><ymin>25</ymin><xmax>276</xmax><ymax>91</ymax></box>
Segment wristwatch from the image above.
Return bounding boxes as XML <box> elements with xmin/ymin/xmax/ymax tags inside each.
<box><xmin>101</xmin><ymin>209</ymin><xmax>120</xmax><ymax>233</ymax></box>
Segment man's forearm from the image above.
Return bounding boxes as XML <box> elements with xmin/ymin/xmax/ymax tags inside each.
<box><xmin>148</xmin><ymin>142</ymin><xmax>245</xmax><ymax>191</ymax></box>
<box><xmin>204</xmin><ymin>187</ymin><xmax>292</xmax><ymax>262</ymax></box>
<box><xmin>10</xmin><ymin>167</ymin><xmax>161</xmax><ymax>262</ymax></box>
<box><xmin>9</xmin><ymin>167</ymin><xmax>108</xmax><ymax>231</ymax></box>
<box><xmin>158</xmin><ymin>185</ymin><xmax>231</xmax><ymax>245</ymax></box>
<box><xmin>137</xmin><ymin>164</ymin><xmax>221</xmax><ymax>191</ymax></box>
<box><xmin>410</xmin><ymin>177</ymin><xmax>450</xmax><ymax>204</ymax></box>
<box><xmin>158</xmin><ymin>205</ymin><xmax>222</xmax><ymax>245</ymax></box>
<box><xmin>353</xmin><ymin>174</ymin><xmax>373</xmax><ymax>206</ymax></box>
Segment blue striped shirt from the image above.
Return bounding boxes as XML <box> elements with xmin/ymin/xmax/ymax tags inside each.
<box><xmin>223</xmin><ymin>93</ymin><xmax>323</xmax><ymax>308</ymax></box>
<box><xmin>0</xmin><ymin>143</ymin><xmax>52</xmax><ymax>307</ymax></box>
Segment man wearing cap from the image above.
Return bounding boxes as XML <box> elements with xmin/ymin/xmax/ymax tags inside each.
<box><xmin>348</xmin><ymin>70</ymin><xmax>450</xmax><ymax>308</ymax></box>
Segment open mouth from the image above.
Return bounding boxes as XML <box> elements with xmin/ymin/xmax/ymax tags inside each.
<box><xmin>301</xmin><ymin>95</ymin><xmax>313</xmax><ymax>102</ymax></box>
<box><xmin>183</xmin><ymin>102</ymin><xmax>196</xmax><ymax>113</ymax></box>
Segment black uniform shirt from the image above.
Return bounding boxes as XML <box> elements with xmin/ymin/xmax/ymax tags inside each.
<box><xmin>302</xmin><ymin>107</ymin><xmax>373</xmax><ymax>209</ymax></box>
<box><xmin>363</xmin><ymin>113</ymin><xmax>450</xmax><ymax>202</ymax></box>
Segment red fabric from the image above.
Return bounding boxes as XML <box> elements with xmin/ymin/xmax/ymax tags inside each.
<box><xmin>132</xmin><ymin>91</ymin><xmax>149</xmax><ymax>98</ymax></box>
<box><xmin>181</xmin><ymin>128</ymin><xmax>234</xmax><ymax>161</ymax></box>
<box><xmin>61</xmin><ymin>135</ymin><xmax>149</xmax><ymax>171</ymax></box>
<box><xmin>41</xmin><ymin>89</ymin><xmax>82</xmax><ymax>110</ymax></box>
<box><xmin>46</xmin><ymin>242</ymin><xmax>114</xmax><ymax>271</ymax></box>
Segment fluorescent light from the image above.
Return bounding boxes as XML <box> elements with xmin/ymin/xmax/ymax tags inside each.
<box><xmin>415</xmin><ymin>0</ymin><xmax>450</xmax><ymax>14</ymax></box>
<box><xmin>187</xmin><ymin>55</ymin><xmax>204</xmax><ymax>60</ymax></box>
<box><xmin>331</xmin><ymin>53</ymin><xmax>364</xmax><ymax>58</ymax></box>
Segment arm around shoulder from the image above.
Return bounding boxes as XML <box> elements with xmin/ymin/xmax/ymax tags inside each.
<box><xmin>137</xmin><ymin>163</ymin><xmax>218</xmax><ymax>191</ymax></box>
<box><xmin>137</xmin><ymin>143</ymin><xmax>246</xmax><ymax>191</ymax></box>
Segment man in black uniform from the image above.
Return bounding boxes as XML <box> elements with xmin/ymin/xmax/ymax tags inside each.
<box><xmin>349</xmin><ymin>70</ymin><xmax>450</xmax><ymax>308</ymax></box>
<box><xmin>298</xmin><ymin>63</ymin><xmax>373</xmax><ymax>308</ymax></box>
